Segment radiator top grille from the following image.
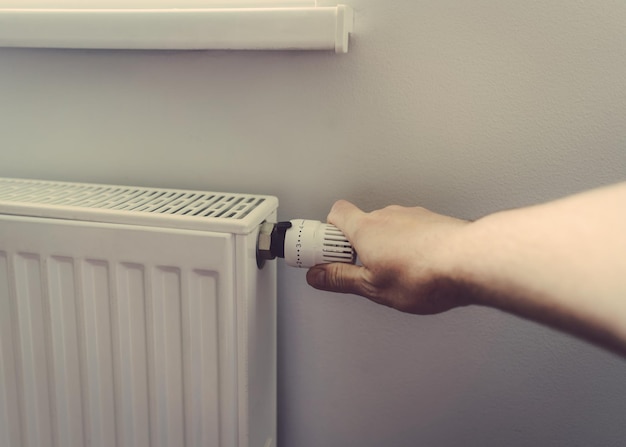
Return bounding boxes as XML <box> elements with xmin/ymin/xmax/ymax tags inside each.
<box><xmin>0</xmin><ymin>179</ymin><xmax>262</xmax><ymax>218</ymax></box>
<box><xmin>0</xmin><ymin>178</ymin><xmax>278</xmax><ymax>234</ymax></box>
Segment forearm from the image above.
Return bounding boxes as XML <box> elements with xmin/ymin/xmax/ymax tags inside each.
<box><xmin>447</xmin><ymin>183</ymin><xmax>626</xmax><ymax>354</ymax></box>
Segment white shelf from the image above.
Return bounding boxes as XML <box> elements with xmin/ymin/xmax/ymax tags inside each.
<box><xmin>0</xmin><ymin>5</ymin><xmax>353</xmax><ymax>53</ymax></box>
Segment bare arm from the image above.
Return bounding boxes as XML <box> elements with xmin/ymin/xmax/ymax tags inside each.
<box><xmin>306</xmin><ymin>183</ymin><xmax>626</xmax><ymax>356</ymax></box>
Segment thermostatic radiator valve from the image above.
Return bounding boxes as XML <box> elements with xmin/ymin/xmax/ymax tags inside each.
<box><xmin>257</xmin><ymin>220</ymin><xmax>356</xmax><ymax>268</ymax></box>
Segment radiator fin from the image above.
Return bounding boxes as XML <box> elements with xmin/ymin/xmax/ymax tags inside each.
<box><xmin>185</xmin><ymin>270</ymin><xmax>220</xmax><ymax>446</ymax></box>
<box><xmin>14</xmin><ymin>253</ymin><xmax>55</xmax><ymax>447</ymax></box>
<box><xmin>48</xmin><ymin>256</ymin><xmax>85</xmax><ymax>447</ymax></box>
<box><xmin>151</xmin><ymin>267</ymin><xmax>185</xmax><ymax>447</ymax></box>
<box><xmin>82</xmin><ymin>259</ymin><xmax>117</xmax><ymax>446</ymax></box>
<box><xmin>0</xmin><ymin>251</ymin><xmax>22</xmax><ymax>447</ymax></box>
<box><xmin>115</xmin><ymin>263</ymin><xmax>150</xmax><ymax>447</ymax></box>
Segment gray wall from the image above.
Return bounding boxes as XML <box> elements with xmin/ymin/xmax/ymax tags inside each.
<box><xmin>1</xmin><ymin>1</ymin><xmax>625</xmax><ymax>446</ymax></box>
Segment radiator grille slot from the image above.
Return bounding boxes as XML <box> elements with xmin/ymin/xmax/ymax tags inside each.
<box><xmin>0</xmin><ymin>178</ymin><xmax>277</xmax><ymax>234</ymax></box>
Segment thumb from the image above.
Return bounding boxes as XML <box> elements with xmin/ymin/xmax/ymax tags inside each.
<box><xmin>306</xmin><ymin>263</ymin><xmax>369</xmax><ymax>296</ymax></box>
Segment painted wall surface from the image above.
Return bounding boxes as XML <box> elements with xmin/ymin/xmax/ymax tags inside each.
<box><xmin>1</xmin><ymin>1</ymin><xmax>625</xmax><ymax>446</ymax></box>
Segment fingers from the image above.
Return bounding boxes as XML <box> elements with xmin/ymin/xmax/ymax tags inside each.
<box><xmin>306</xmin><ymin>201</ymin><xmax>373</xmax><ymax>298</ymax></box>
<box><xmin>327</xmin><ymin>200</ymin><xmax>365</xmax><ymax>240</ymax></box>
<box><xmin>306</xmin><ymin>263</ymin><xmax>371</xmax><ymax>297</ymax></box>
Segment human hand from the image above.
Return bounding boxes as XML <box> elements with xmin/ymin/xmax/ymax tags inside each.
<box><xmin>308</xmin><ymin>184</ymin><xmax>626</xmax><ymax>355</ymax></box>
<box><xmin>306</xmin><ymin>200</ymin><xmax>472</xmax><ymax>314</ymax></box>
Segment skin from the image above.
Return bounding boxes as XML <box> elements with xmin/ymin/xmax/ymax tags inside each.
<box><xmin>306</xmin><ymin>182</ymin><xmax>626</xmax><ymax>357</ymax></box>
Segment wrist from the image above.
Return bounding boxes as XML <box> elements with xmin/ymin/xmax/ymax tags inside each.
<box><xmin>417</xmin><ymin>218</ymin><xmax>483</xmax><ymax>310</ymax></box>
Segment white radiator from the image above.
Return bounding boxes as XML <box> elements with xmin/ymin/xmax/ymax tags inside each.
<box><xmin>0</xmin><ymin>178</ymin><xmax>278</xmax><ymax>447</ymax></box>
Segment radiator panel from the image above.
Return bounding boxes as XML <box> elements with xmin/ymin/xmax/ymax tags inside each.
<box><xmin>0</xmin><ymin>217</ymin><xmax>242</xmax><ymax>447</ymax></box>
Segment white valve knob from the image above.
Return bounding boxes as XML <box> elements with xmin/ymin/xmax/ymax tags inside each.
<box><xmin>256</xmin><ymin>219</ymin><xmax>356</xmax><ymax>269</ymax></box>
<box><xmin>284</xmin><ymin>219</ymin><xmax>356</xmax><ymax>268</ymax></box>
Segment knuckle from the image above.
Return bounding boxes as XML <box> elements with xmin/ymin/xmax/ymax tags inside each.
<box><xmin>384</xmin><ymin>204</ymin><xmax>405</xmax><ymax>212</ymax></box>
